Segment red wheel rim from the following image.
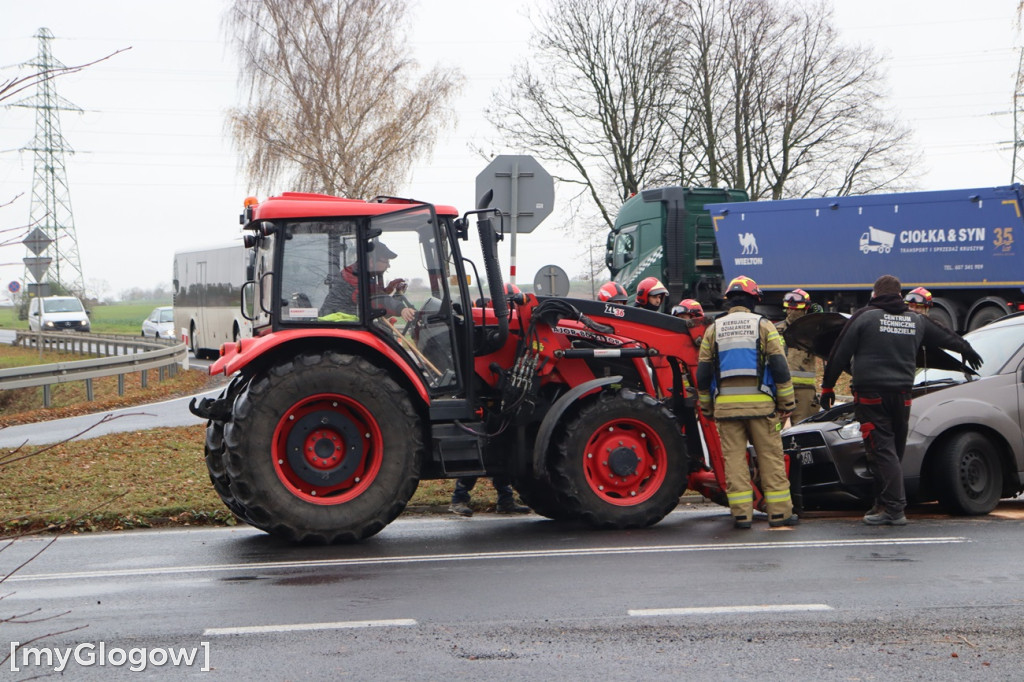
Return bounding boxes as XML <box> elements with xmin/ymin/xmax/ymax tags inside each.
<box><xmin>581</xmin><ymin>418</ymin><xmax>668</xmax><ymax>506</ymax></box>
<box><xmin>271</xmin><ymin>393</ymin><xmax>383</xmax><ymax>505</ymax></box>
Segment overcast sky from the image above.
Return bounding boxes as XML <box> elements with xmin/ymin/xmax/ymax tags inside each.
<box><xmin>0</xmin><ymin>0</ymin><xmax>1020</xmax><ymax>302</ymax></box>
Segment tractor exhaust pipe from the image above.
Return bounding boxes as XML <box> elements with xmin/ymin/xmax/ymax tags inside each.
<box><xmin>476</xmin><ymin>190</ymin><xmax>509</xmax><ymax>354</ymax></box>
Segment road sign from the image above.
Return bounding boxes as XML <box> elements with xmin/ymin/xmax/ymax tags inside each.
<box><xmin>476</xmin><ymin>155</ymin><xmax>555</xmax><ymax>285</ymax></box>
<box><xmin>533</xmin><ymin>264</ymin><xmax>570</xmax><ymax>297</ymax></box>
<box><xmin>7</xmin><ymin>281</ymin><xmax>20</xmax><ymax>294</ymax></box>
<box><xmin>23</xmin><ymin>227</ymin><xmax>52</xmax><ymax>256</ymax></box>
<box><xmin>23</xmin><ymin>257</ymin><xmax>52</xmax><ymax>282</ymax></box>
<box><xmin>475</xmin><ymin>155</ymin><xmax>554</xmax><ymax>234</ymax></box>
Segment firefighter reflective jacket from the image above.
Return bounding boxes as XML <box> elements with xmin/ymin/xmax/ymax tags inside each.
<box><xmin>696</xmin><ymin>306</ymin><xmax>795</xmax><ymax>419</ymax></box>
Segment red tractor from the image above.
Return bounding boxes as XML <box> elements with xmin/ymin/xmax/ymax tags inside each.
<box><xmin>191</xmin><ymin>191</ymin><xmax>748</xmax><ymax>543</ymax></box>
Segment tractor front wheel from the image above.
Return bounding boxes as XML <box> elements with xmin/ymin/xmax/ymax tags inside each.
<box><xmin>551</xmin><ymin>389</ymin><xmax>687</xmax><ymax>529</ymax></box>
<box><xmin>223</xmin><ymin>352</ymin><xmax>422</xmax><ymax>543</ymax></box>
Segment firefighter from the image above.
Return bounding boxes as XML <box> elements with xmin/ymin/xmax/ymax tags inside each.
<box><xmin>696</xmin><ymin>276</ymin><xmax>798</xmax><ymax>529</ymax></box>
<box><xmin>671</xmin><ymin>298</ymin><xmax>704</xmax><ymax>320</ymax></box>
<box><xmin>634</xmin><ymin>277</ymin><xmax>669</xmax><ymax>312</ymax></box>
<box><xmin>775</xmin><ymin>288</ymin><xmax>820</xmax><ymax>423</ymax></box>
<box><xmin>904</xmin><ymin>286</ymin><xmax>932</xmax><ymax>315</ymax></box>
<box><xmin>597</xmin><ymin>281</ymin><xmax>629</xmax><ymax>303</ymax></box>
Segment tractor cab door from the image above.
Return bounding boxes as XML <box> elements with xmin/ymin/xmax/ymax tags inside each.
<box><xmin>268</xmin><ymin>204</ymin><xmax>464</xmax><ymax>394</ymax></box>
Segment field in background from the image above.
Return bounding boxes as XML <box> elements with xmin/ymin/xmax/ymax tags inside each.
<box><xmin>0</xmin><ymin>299</ymin><xmax>171</xmax><ymax>335</ymax></box>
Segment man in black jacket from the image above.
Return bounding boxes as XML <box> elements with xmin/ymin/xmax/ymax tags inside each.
<box><xmin>820</xmin><ymin>275</ymin><xmax>983</xmax><ymax>526</ymax></box>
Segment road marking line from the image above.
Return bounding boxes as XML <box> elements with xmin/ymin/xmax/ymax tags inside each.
<box><xmin>204</xmin><ymin>619</ymin><xmax>417</xmax><ymax>636</ymax></box>
<box><xmin>4</xmin><ymin>536</ymin><xmax>968</xmax><ymax>583</ymax></box>
<box><xmin>629</xmin><ymin>604</ymin><xmax>833</xmax><ymax>617</ymax></box>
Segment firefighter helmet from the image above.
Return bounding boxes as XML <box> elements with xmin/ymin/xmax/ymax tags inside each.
<box><xmin>597</xmin><ymin>281</ymin><xmax>628</xmax><ymax>303</ymax></box>
<box><xmin>782</xmin><ymin>288</ymin><xmax>811</xmax><ymax>310</ymax></box>
<box><xmin>504</xmin><ymin>283</ymin><xmax>522</xmax><ymax>295</ymax></box>
<box><xmin>671</xmin><ymin>298</ymin><xmax>704</xmax><ymax>318</ymax></box>
<box><xmin>635</xmin><ymin>277</ymin><xmax>669</xmax><ymax>307</ymax></box>
<box><xmin>904</xmin><ymin>286</ymin><xmax>933</xmax><ymax>308</ymax></box>
<box><xmin>724</xmin><ymin>275</ymin><xmax>762</xmax><ymax>301</ymax></box>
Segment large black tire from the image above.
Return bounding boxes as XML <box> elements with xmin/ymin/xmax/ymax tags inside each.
<box><xmin>512</xmin><ymin>473</ymin><xmax>577</xmax><ymax>521</ymax></box>
<box><xmin>205</xmin><ymin>418</ymin><xmax>251</xmax><ymax>522</ymax></box>
<box><xmin>933</xmin><ymin>432</ymin><xmax>1003</xmax><ymax>515</ymax></box>
<box><xmin>550</xmin><ymin>389</ymin><xmax>688</xmax><ymax>529</ymax></box>
<box><xmin>223</xmin><ymin>352</ymin><xmax>422</xmax><ymax>543</ymax></box>
<box><xmin>967</xmin><ymin>306</ymin><xmax>1005</xmax><ymax>331</ymax></box>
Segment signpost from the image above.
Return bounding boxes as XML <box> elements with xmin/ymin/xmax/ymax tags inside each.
<box><xmin>475</xmin><ymin>155</ymin><xmax>554</xmax><ymax>285</ymax></box>
<box><xmin>533</xmin><ymin>264</ymin><xmax>570</xmax><ymax>297</ymax></box>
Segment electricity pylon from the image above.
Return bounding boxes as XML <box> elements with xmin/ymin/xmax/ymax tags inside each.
<box><xmin>12</xmin><ymin>27</ymin><xmax>85</xmax><ymax>298</ymax></box>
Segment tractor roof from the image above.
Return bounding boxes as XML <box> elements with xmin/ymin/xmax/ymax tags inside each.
<box><xmin>248</xmin><ymin>192</ymin><xmax>458</xmax><ymax>221</ymax></box>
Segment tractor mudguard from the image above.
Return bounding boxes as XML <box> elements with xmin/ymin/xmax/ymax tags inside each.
<box><xmin>532</xmin><ymin>375</ymin><xmax>623</xmax><ymax>479</ymax></box>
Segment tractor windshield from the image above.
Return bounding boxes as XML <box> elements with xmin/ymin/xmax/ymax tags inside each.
<box><xmin>274</xmin><ymin>205</ymin><xmax>459</xmax><ymax>389</ymax></box>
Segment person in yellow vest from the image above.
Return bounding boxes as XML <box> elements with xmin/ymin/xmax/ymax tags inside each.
<box><xmin>775</xmin><ymin>289</ymin><xmax>820</xmax><ymax>423</ymax></box>
<box><xmin>696</xmin><ymin>276</ymin><xmax>797</xmax><ymax>529</ymax></box>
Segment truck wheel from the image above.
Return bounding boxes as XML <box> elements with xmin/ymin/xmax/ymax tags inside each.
<box><xmin>551</xmin><ymin>389</ymin><xmax>687</xmax><ymax>529</ymax></box>
<box><xmin>930</xmin><ymin>306</ymin><xmax>956</xmax><ymax>332</ymax></box>
<box><xmin>512</xmin><ymin>474</ymin><xmax>577</xmax><ymax>521</ymax></box>
<box><xmin>967</xmin><ymin>306</ymin><xmax>1005</xmax><ymax>331</ymax></box>
<box><xmin>223</xmin><ymin>352</ymin><xmax>422</xmax><ymax>543</ymax></box>
<box><xmin>933</xmin><ymin>432</ymin><xmax>1002</xmax><ymax>515</ymax></box>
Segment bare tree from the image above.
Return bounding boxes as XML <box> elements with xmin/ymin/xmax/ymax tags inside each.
<box><xmin>681</xmin><ymin>0</ymin><xmax>918</xmax><ymax>199</ymax></box>
<box><xmin>225</xmin><ymin>0</ymin><xmax>463</xmax><ymax>198</ymax></box>
<box><xmin>486</xmin><ymin>0</ymin><xmax>688</xmax><ymax>229</ymax></box>
<box><xmin>492</xmin><ymin>0</ymin><xmax>917</xmax><ymax>237</ymax></box>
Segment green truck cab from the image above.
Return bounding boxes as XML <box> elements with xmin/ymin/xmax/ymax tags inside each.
<box><xmin>606</xmin><ymin>186</ymin><xmax>748</xmax><ymax>309</ymax></box>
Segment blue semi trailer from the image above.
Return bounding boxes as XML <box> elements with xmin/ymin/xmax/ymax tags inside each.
<box><xmin>606</xmin><ymin>184</ymin><xmax>1024</xmax><ymax>332</ymax></box>
<box><xmin>709</xmin><ymin>184</ymin><xmax>1023</xmax><ymax>331</ymax></box>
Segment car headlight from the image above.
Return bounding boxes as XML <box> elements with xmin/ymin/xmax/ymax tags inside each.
<box><xmin>837</xmin><ymin>421</ymin><xmax>862</xmax><ymax>441</ymax></box>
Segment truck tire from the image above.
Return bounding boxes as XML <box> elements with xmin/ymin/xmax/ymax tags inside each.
<box><xmin>223</xmin><ymin>352</ymin><xmax>422</xmax><ymax>543</ymax></box>
<box><xmin>967</xmin><ymin>306</ymin><xmax>1005</xmax><ymax>331</ymax></box>
<box><xmin>933</xmin><ymin>432</ymin><xmax>1002</xmax><ymax>515</ymax></box>
<box><xmin>550</xmin><ymin>389</ymin><xmax>687</xmax><ymax>529</ymax></box>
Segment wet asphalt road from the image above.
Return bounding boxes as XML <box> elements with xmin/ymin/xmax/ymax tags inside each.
<box><xmin>4</xmin><ymin>502</ymin><xmax>1024</xmax><ymax>680</ymax></box>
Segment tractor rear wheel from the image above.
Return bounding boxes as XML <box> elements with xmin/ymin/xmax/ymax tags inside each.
<box><xmin>512</xmin><ymin>474</ymin><xmax>577</xmax><ymax>521</ymax></box>
<box><xmin>223</xmin><ymin>352</ymin><xmax>422</xmax><ymax>543</ymax></box>
<box><xmin>551</xmin><ymin>389</ymin><xmax>687</xmax><ymax>529</ymax></box>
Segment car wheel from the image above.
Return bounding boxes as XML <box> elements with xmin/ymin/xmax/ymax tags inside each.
<box><xmin>933</xmin><ymin>432</ymin><xmax>1002</xmax><ymax>515</ymax></box>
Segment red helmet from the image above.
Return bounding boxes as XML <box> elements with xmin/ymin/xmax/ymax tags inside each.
<box><xmin>597</xmin><ymin>281</ymin><xmax>628</xmax><ymax>303</ymax></box>
<box><xmin>724</xmin><ymin>275</ymin><xmax>762</xmax><ymax>301</ymax></box>
<box><xmin>635</xmin><ymin>277</ymin><xmax>669</xmax><ymax>307</ymax></box>
<box><xmin>904</xmin><ymin>286</ymin><xmax>932</xmax><ymax>307</ymax></box>
<box><xmin>504</xmin><ymin>283</ymin><xmax>522</xmax><ymax>295</ymax></box>
<box><xmin>782</xmin><ymin>288</ymin><xmax>811</xmax><ymax>310</ymax></box>
<box><xmin>671</xmin><ymin>298</ymin><xmax>704</xmax><ymax>317</ymax></box>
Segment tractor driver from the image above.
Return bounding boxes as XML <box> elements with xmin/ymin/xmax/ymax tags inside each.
<box><xmin>319</xmin><ymin>239</ymin><xmax>415</xmax><ymax>321</ymax></box>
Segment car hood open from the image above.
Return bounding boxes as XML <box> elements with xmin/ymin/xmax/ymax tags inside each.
<box><xmin>782</xmin><ymin>311</ymin><xmax>975</xmax><ymax>373</ymax></box>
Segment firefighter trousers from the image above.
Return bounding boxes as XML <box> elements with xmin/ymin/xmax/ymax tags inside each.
<box><xmin>854</xmin><ymin>391</ymin><xmax>911</xmax><ymax>515</ymax></box>
<box><xmin>791</xmin><ymin>387</ymin><xmax>819</xmax><ymax>425</ymax></box>
<box><xmin>717</xmin><ymin>413</ymin><xmax>793</xmax><ymax>523</ymax></box>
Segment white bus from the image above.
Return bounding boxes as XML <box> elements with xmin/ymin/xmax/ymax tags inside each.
<box><xmin>173</xmin><ymin>244</ymin><xmax>253</xmax><ymax>358</ymax></box>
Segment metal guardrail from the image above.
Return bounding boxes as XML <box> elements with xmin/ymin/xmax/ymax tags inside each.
<box><xmin>0</xmin><ymin>330</ymin><xmax>189</xmax><ymax>407</ymax></box>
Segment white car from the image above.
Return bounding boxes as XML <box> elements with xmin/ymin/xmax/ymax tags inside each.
<box><xmin>27</xmin><ymin>295</ymin><xmax>91</xmax><ymax>332</ymax></box>
<box><xmin>141</xmin><ymin>306</ymin><xmax>174</xmax><ymax>339</ymax></box>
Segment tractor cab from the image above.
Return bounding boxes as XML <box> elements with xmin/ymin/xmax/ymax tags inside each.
<box><xmin>239</xmin><ymin>193</ymin><xmax>474</xmax><ymax>393</ymax></box>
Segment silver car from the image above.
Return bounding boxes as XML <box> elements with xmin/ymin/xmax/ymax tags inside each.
<box><xmin>782</xmin><ymin>312</ymin><xmax>1024</xmax><ymax>515</ymax></box>
<box><xmin>141</xmin><ymin>306</ymin><xmax>175</xmax><ymax>339</ymax></box>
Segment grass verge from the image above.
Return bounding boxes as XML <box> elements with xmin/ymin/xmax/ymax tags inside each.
<box><xmin>0</xmin><ymin>423</ymin><xmax>465</xmax><ymax>535</ymax></box>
